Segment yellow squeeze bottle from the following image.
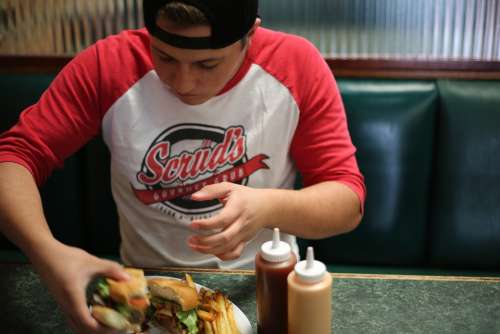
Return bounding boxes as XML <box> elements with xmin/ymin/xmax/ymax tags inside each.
<box><xmin>287</xmin><ymin>246</ymin><xmax>332</xmax><ymax>334</ymax></box>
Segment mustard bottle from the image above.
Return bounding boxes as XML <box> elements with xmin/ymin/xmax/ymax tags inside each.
<box><xmin>287</xmin><ymin>246</ymin><xmax>332</xmax><ymax>334</ymax></box>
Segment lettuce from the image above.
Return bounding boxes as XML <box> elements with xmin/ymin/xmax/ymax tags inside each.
<box><xmin>176</xmin><ymin>309</ymin><xmax>199</xmax><ymax>334</ymax></box>
<box><xmin>116</xmin><ymin>304</ymin><xmax>132</xmax><ymax>319</ymax></box>
<box><xmin>96</xmin><ymin>279</ymin><xmax>110</xmax><ymax>298</ymax></box>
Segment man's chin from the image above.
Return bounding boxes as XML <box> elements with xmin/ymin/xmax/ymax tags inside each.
<box><xmin>176</xmin><ymin>94</ymin><xmax>210</xmax><ymax>105</ymax></box>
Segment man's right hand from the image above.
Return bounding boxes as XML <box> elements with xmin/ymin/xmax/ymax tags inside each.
<box><xmin>30</xmin><ymin>240</ymin><xmax>129</xmax><ymax>334</ymax></box>
<box><xmin>0</xmin><ymin>163</ymin><xmax>127</xmax><ymax>333</ymax></box>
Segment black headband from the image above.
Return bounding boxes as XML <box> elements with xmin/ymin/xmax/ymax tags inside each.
<box><xmin>143</xmin><ymin>0</ymin><xmax>259</xmax><ymax>49</ymax></box>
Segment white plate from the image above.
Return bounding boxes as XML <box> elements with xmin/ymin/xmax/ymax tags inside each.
<box><xmin>146</xmin><ymin>275</ymin><xmax>252</xmax><ymax>334</ymax></box>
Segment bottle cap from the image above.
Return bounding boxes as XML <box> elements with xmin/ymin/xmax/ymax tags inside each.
<box><xmin>294</xmin><ymin>247</ymin><xmax>327</xmax><ymax>283</ymax></box>
<box><xmin>260</xmin><ymin>228</ymin><xmax>292</xmax><ymax>262</ymax></box>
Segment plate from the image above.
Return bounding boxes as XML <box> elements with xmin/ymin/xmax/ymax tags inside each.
<box><xmin>146</xmin><ymin>275</ymin><xmax>252</xmax><ymax>334</ymax></box>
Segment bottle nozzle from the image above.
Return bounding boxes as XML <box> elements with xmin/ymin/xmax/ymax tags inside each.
<box><xmin>306</xmin><ymin>246</ymin><xmax>315</xmax><ymax>269</ymax></box>
<box><xmin>294</xmin><ymin>246</ymin><xmax>326</xmax><ymax>282</ymax></box>
<box><xmin>272</xmin><ymin>227</ymin><xmax>280</xmax><ymax>249</ymax></box>
<box><xmin>260</xmin><ymin>227</ymin><xmax>291</xmax><ymax>262</ymax></box>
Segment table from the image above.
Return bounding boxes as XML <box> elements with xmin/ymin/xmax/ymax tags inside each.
<box><xmin>1</xmin><ymin>263</ymin><xmax>499</xmax><ymax>333</ymax></box>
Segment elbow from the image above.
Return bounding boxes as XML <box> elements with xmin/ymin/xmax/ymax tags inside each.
<box><xmin>305</xmin><ymin>212</ymin><xmax>362</xmax><ymax>240</ymax></box>
<box><xmin>319</xmin><ymin>208</ymin><xmax>363</xmax><ymax>239</ymax></box>
<box><xmin>341</xmin><ymin>191</ymin><xmax>364</xmax><ymax>234</ymax></box>
<box><xmin>344</xmin><ymin>210</ymin><xmax>363</xmax><ymax>234</ymax></box>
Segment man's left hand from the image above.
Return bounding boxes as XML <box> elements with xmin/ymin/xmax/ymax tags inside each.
<box><xmin>188</xmin><ymin>182</ymin><xmax>270</xmax><ymax>261</ymax></box>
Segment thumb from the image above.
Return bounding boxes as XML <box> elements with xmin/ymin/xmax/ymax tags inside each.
<box><xmin>191</xmin><ymin>182</ymin><xmax>234</xmax><ymax>201</ymax></box>
<box><xmin>96</xmin><ymin>259</ymin><xmax>130</xmax><ymax>281</ymax></box>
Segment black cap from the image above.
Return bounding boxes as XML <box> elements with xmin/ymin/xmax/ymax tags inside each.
<box><xmin>143</xmin><ymin>0</ymin><xmax>259</xmax><ymax>49</ymax></box>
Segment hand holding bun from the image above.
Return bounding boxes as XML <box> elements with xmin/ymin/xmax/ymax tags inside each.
<box><xmin>90</xmin><ymin>268</ymin><xmax>150</xmax><ymax>333</ymax></box>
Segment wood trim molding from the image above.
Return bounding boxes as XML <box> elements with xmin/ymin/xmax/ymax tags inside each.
<box><xmin>0</xmin><ymin>55</ymin><xmax>72</xmax><ymax>74</ymax></box>
<box><xmin>141</xmin><ymin>266</ymin><xmax>255</xmax><ymax>275</ymax></box>
<box><xmin>1</xmin><ymin>55</ymin><xmax>500</xmax><ymax>79</ymax></box>
<box><xmin>330</xmin><ymin>273</ymin><xmax>500</xmax><ymax>282</ymax></box>
<box><xmin>327</xmin><ymin>59</ymin><xmax>500</xmax><ymax>80</ymax></box>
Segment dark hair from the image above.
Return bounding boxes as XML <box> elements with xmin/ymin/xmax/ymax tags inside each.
<box><xmin>157</xmin><ymin>1</ymin><xmax>250</xmax><ymax>48</ymax></box>
<box><xmin>158</xmin><ymin>2</ymin><xmax>209</xmax><ymax>26</ymax></box>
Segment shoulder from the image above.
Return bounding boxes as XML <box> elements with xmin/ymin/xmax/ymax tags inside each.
<box><xmin>249</xmin><ymin>27</ymin><xmax>321</xmax><ymax>72</ymax></box>
<box><xmin>47</xmin><ymin>29</ymin><xmax>154</xmax><ymax>118</ymax></box>
<box><xmin>64</xmin><ymin>28</ymin><xmax>153</xmax><ymax>81</ymax></box>
<box><xmin>248</xmin><ymin>27</ymin><xmax>331</xmax><ymax>108</ymax></box>
<box><xmin>63</xmin><ymin>29</ymin><xmax>154</xmax><ymax>112</ymax></box>
<box><xmin>92</xmin><ymin>28</ymin><xmax>154</xmax><ymax>74</ymax></box>
<box><xmin>95</xmin><ymin>28</ymin><xmax>150</xmax><ymax>52</ymax></box>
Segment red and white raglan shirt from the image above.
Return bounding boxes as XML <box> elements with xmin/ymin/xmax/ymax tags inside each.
<box><xmin>0</xmin><ymin>27</ymin><xmax>365</xmax><ymax>268</ymax></box>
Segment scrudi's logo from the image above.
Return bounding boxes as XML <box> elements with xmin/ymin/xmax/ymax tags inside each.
<box><xmin>132</xmin><ymin>124</ymin><xmax>268</xmax><ymax>214</ymax></box>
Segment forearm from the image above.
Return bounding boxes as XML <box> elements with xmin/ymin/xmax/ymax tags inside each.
<box><xmin>262</xmin><ymin>181</ymin><xmax>362</xmax><ymax>239</ymax></box>
<box><xmin>0</xmin><ymin>162</ymin><xmax>57</xmax><ymax>259</ymax></box>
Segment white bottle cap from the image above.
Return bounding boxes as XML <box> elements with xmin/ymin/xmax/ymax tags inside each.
<box><xmin>260</xmin><ymin>228</ymin><xmax>291</xmax><ymax>262</ymax></box>
<box><xmin>294</xmin><ymin>247</ymin><xmax>327</xmax><ymax>283</ymax></box>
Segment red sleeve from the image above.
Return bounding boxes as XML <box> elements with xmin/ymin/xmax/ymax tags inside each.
<box><xmin>0</xmin><ymin>46</ymin><xmax>103</xmax><ymax>185</ymax></box>
<box><xmin>289</xmin><ymin>40</ymin><xmax>366</xmax><ymax>208</ymax></box>
<box><xmin>0</xmin><ymin>29</ymin><xmax>152</xmax><ymax>186</ymax></box>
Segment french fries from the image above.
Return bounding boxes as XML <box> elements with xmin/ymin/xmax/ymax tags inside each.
<box><xmin>196</xmin><ymin>285</ymin><xmax>240</xmax><ymax>334</ymax></box>
<box><xmin>185</xmin><ymin>273</ymin><xmax>196</xmax><ymax>289</ymax></box>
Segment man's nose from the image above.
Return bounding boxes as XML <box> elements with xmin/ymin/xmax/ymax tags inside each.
<box><xmin>171</xmin><ymin>64</ymin><xmax>196</xmax><ymax>94</ymax></box>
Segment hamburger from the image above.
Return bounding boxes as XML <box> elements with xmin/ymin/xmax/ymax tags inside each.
<box><xmin>148</xmin><ymin>277</ymin><xmax>200</xmax><ymax>334</ymax></box>
<box><xmin>90</xmin><ymin>268</ymin><xmax>150</xmax><ymax>333</ymax></box>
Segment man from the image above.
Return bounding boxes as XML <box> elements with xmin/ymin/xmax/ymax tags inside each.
<box><xmin>0</xmin><ymin>0</ymin><xmax>365</xmax><ymax>333</ymax></box>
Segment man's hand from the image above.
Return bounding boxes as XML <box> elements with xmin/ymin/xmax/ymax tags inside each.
<box><xmin>188</xmin><ymin>182</ymin><xmax>271</xmax><ymax>261</ymax></box>
<box><xmin>30</xmin><ymin>240</ymin><xmax>129</xmax><ymax>334</ymax></box>
<box><xmin>187</xmin><ymin>181</ymin><xmax>362</xmax><ymax>261</ymax></box>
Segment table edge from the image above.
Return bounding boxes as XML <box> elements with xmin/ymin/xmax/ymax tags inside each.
<box><xmin>139</xmin><ymin>266</ymin><xmax>500</xmax><ymax>282</ymax></box>
<box><xmin>2</xmin><ymin>263</ymin><xmax>498</xmax><ymax>283</ymax></box>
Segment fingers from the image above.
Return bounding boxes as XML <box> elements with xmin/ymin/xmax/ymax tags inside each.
<box><xmin>191</xmin><ymin>182</ymin><xmax>237</xmax><ymax>202</ymax></box>
<box><xmin>66</xmin><ymin>283</ymin><xmax>117</xmax><ymax>334</ymax></box>
<box><xmin>216</xmin><ymin>242</ymin><xmax>246</xmax><ymax>261</ymax></box>
<box><xmin>37</xmin><ymin>246</ymin><xmax>125</xmax><ymax>334</ymax></box>
<box><xmin>69</xmin><ymin>255</ymin><xmax>127</xmax><ymax>333</ymax></box>
<box><xmin>190</xmin><ymin>217</ymin><xmax>241</xmax><ymax>249</ymax></box>
<box><xmin>191</xmin><ymin>237</ymin><xmax>246</xmax><ymax>261</ymax></box>
<box><xmin>189</xmin><ymin>220</ymin><xmax>245</xmax><ymax>255</ymax></box>
<box><xmin>96</xmin><ymin>259</ymin><xmax>130</xmax><ymax>281</ymax></box>
<box><xmin>191</xmin><ymin>204</ymin><xmax>240</xmax><ymax>231</ymax></box>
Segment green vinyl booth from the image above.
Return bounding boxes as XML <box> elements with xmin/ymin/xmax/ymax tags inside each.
<box><xmin>1</xmin><ymin>73</ymin><xmax>500</xmax><ymax>275</ymax></box>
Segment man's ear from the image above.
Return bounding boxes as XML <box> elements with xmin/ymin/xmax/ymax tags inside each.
<box><xmin>247</xmin><ymin>17</ymin><xmax>261</xmax><ymax>38</ymax></box>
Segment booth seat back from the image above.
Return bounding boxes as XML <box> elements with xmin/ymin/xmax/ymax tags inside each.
<box><xmin>309</xmin><ymin>80</ymin><xmax>437</xmax><ymax>267</ymax></box>
<box><xmin>1</xmin><ymin>73</ymin><xmax>500</xmax><ymax>271</ymax></box>
<box><xmin>0</xmin><ymin>73</ymin><xmax>118</xmax><ymax>256</ymax></box>
<box><xmin>428</xmin><ymin>80</ymin><xmax>500</xmax><ymax>269</ymax></box>
<box><xmin>0</xmin><ymin>74</ymin><xmax>85</xmax><ymax>251</ymax></box>
<box><xmin>308</xmin><ymin>79</ymin><xmax>500</xmax><ymax>271</ymax></box>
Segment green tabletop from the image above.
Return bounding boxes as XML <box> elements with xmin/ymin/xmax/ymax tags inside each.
<box><xmin>1</xmin><ymin>263</ymin><xmax>500</xmax><ymax>333</ymax></box>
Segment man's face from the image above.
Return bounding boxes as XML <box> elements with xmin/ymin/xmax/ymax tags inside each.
<box><xmin>150</xmin><ymin>17</ymin><xmax>247</xmax><ymax>105</ymax></box>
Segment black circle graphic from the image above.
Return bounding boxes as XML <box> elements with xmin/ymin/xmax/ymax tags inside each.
<box><xmin>138</xmin><ymin>124</ymin><xmax>248</xmax><ymax>215</ymax></box>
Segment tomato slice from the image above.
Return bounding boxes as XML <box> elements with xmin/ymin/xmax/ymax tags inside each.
<box><xmin>129</xmin><ymin>297</ymin><xmax>150</xmax><ymax>310</ymax></box>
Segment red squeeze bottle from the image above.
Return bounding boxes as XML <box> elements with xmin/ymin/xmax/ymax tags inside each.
<box><xmin>255</xmin><ymin>228</ymin><xmax>297</xmax><ymax>334</ymax></box>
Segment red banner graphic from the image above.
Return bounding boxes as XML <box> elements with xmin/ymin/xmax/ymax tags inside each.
<box><xmin>132</xmin><ymin>154</ymin><xmax>269</xmax><ymax>205</ymax></box>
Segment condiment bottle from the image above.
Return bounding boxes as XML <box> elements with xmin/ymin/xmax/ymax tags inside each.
<box><xmin>255</xmin><ymin>228</ymin><xmax>297</xmax><ymax>334</ymax></box>
<box><xmin>288</xmin><ymin>246</ymin><xmax>332</xmax><ymax>334</ymax></box>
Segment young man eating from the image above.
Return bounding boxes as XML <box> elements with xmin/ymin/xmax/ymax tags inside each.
<box><xmin>0</xmin><ymin>1</ymin><xmax>365</xmax><ymax>333</ymax></box>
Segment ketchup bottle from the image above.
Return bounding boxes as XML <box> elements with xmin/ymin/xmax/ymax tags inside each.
<box><xmin>255</xmin><ymin>228</ymin><xmax>297</xmax><ymax>334</ymax></box>
<box><xmin>288</xmin><ymin>247</ymin><xmax>332</xmax><ymax>334</ymax></box>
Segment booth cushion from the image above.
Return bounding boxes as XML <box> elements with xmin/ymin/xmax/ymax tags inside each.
<box><xmin>311</xmin><ymin>79</ymin><xmax>438</xmax><ymax>266</ymax></box>
<box><xmin>81</xmin><ymin>138</ymin><xmax>120</xmax><ymax>255</ymax></box>
<box><xmin>0</xmin><ymin>74</ymin><xmax>85</xmax><ymax>251</ymax></box>
<box><xmin>429</xmin><ymin>80</ymin><xmax>500</xmax><ymax>269</ymax></box>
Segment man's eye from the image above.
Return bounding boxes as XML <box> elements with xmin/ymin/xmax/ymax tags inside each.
<box><xmin>198</xmin><ymin>63</ymin><xmax>218</xmax><ymax>70</ymax></box>
<box><xmin>159</xmin><ymin>56</ymin><xmax>174</xmax><ymax>63</ymax></box>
